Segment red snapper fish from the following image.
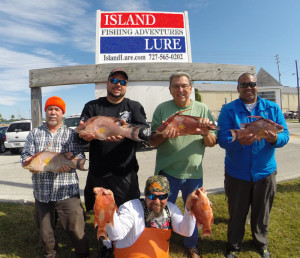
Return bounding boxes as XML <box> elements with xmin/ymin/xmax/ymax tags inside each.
<box><xmin>94</xmin><ymin>188</ymin><xmax>119</xmax><ymax>240</ymax></box>
<box><xmin>230</xmin><ymin>116</ymin><xmax>284</xmax><ymax>142</ymax></box>
<box><xmin>190</xmin><ymin>188</ymin><xmax>214</xmax><ymax>238</ymax></box>
<box><xmin>22</xmin><ymin>150</ymin><xmax>87</xmax><ymax>173</ymax></box>
<box><xmin>156</xmin><ymin>110</ymin><xmax>218</xmax><ymax>136</ymax></box>
<box><xmin>75</xmin><ymin>116</ymin><xmax>142</xmax><ymax>141</ymax></box>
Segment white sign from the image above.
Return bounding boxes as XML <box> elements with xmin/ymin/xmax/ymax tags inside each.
<box><xmin>96</xmin><ymin>11</ymin><xmax>191</xmax><ymax>63</ymax></box>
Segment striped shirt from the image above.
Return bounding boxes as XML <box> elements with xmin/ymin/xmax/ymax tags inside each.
<box><xmin>20</xmin><ymin>123</ymin><xmax>85</xmax><ymax>203</ymax></box>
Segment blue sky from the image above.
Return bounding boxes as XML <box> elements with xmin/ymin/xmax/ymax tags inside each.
<box><xmin>0</xmin><ymin>0</ymin><xmax>299</xmax><ymax>120</ymax></box>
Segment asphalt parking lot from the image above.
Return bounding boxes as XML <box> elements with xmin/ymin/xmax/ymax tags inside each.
<box><xmin>0</xmin><ymin>122</ymin><xmax>299</xmax><ymax>203</ymax></box>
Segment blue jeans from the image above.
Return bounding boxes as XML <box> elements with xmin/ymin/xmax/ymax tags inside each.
<box><xmin>159</xmin><ymin>171</ymin><xmax>203</xmax><ymax>249</ymax></box>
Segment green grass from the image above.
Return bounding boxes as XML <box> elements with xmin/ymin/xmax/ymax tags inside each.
<box><xmin>0</xmin><ymin>179</ymin><xmax>299</xmax><ymax>258</ymax></box>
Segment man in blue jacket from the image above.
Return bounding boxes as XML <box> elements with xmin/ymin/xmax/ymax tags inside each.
<box><xmin>218</xmin><ymin>73</ymin><xmax>289</xmax><ymax>258</ymax></box>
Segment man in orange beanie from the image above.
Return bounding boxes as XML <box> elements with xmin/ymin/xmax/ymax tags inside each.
<box><xmin>44</xmin><ymin>96</ymin><xmax>66</xmax><ymax>114</ymax></box>
<box><xmin>21</xmin><ymin>96</ymin><xmax>89</xmax><ymax>257</ymax></box>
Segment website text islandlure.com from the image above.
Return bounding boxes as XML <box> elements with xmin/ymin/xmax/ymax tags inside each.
<box><xmin>103</xmin><ymin>53</ymin><xmax>184</xmax><ymax>61</ymax></box>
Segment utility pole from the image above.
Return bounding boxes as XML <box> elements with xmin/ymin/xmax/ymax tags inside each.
<box><xmin>275</xmin><ymin>54</ymin><xmax>281</xmax><ymax>84</ymax></box>
<box><xmin>295</xmin><ymin>60</ymin><xmax>300</xmax><ymax>122</ymax></box>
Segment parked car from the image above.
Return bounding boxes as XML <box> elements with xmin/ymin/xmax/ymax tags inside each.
<box><xmin>63</xmin><ymin>115</ymin><xmax>89</xmax><ymax>151</ymax></box>
<box><xmin>4</xmin><ymin>120</ymin><xmax>32</xmax><ymax>154</ymax></box>
<box><xmin>63</xmin><ymin>114</ymin><xmax>81</xmax><ymax>129</ymax></box>
<box><xmin>0</xmin><ymin>126</ymin><xmax>8</xmax><ymax>153</ymax></box>
<box><xmin>284</xmin><ymin>111</ymin><xmax>299</xmax><ymax>119</ymax></box>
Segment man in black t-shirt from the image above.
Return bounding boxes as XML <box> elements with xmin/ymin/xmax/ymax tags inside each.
<box><xmin>79</xmin><ymin>69</ymin><xmax>150</xmax><ymax>211</ymax></box>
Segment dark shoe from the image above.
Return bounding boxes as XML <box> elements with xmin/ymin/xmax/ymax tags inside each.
<box><xmin>225</xmin><ymin>250</ymin><xmax>239</xmax><ymax>258</ymax></box>
<box><xmin>259</xmin><ymin>249</ymin><xmax>270</xmax><ymax>258</ymax></box>
<box><xmin>187</xmin><ymin>247</ymin><xmax>201</xmax><ymax>258</ymax></box>
<box><xmin>99</xmin><ymin>246</ymin><xmax>114</xmax><ymax>258</ymax></box>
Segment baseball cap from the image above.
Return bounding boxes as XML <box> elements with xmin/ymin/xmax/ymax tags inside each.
<box><xmin>108</xmin><ymin>68</ymin><xmax>128</xmax><ymax>80</ymax></box>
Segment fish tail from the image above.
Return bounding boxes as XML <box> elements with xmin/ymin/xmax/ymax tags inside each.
<box><xmin>129</xmin><ymin>126</ymin><xmax>142</xmax><ymax>141</ymax></box>
<box><xmin>77</xmin><ymin>158</ymin><xmax>87</xmax><ymax>171</ymax></box>
<box><xmin>229</xmin><ymin>129</ymin><xmax>238</xmax><ymax>142</ymax></box>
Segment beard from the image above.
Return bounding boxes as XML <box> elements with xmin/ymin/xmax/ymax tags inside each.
<box><xmin>46</xmin><ymin>116</ymin><xmax>59</xmax><ymax>126</ymax></box>
<box><xmin>107</xmin><ymin>90</ymin><xmax>125</xmax><ymax>100</ymax></box>
<box><xmin>146</xmin><ymin>205</ymin><xmax>164</xmax><ymax>222</ymax></box>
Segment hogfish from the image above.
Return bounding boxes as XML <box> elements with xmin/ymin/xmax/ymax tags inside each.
<box><xmin>22</xmin><ymin>149</ymin><xmax>87</xmax><ymax>173</ymax></box>
<box><xmin>190</xmin><ymin>188</ymin><xmax>214</xmax><ymax>238</ymax></box>
<box><xmin>156</xmin><ymin>110</ymin><xmax>218</xmax><ymax>136</ymax></box>
<box><xmin>94</xmin><ymin>188</ymin><xmax>119</xmax><ymax>240</ymax></box>
<box><xmin>75</xmin><ymin>116</ymin><xmax>142</xmax><ymax>141</ymax></box>
<box><xmin>230</xmin><ymin>116</ymin><xmax>284</xmax><ymax>142</ymax></box>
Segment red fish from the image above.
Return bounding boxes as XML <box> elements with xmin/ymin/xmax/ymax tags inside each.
<box><xmin>190</xmin><ymin>188</ymin><xmax>213</xmax><ymax>238</ymax></box>
<box><xmin>156</xmin><ymin>110</ymin><xmax>218</xmax><ymax>136</ymax></box>
<box><xmin>75</xmin><ymin>116</ymin><xmax>142</xmax><ymax>141</ymax></box>
<box><xmin>94</xmin><ymin>188</ymin><xmax>119</xmax><ymax>240</ymax></box>
<box><xmin>22</xmin><ymin>149</ymin><xmax>87</xmax><ymax>173</ymax></box>
<box><xmin>230</xmin><ymin>116</ymin><xmax>284</xmax><ymax>142</ymax></box>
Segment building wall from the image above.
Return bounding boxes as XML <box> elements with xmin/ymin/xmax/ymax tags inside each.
<box><xmin>200</xmin><ymin>92</ymin><xmax>239</xmax><ymax>119</ymax></box>
<box><xmin>281</xmin><ymin>93</ymin><xmax>298</xmax><ymax>112</ymax></box>
<box><xmin>199</xmin><ymin>91</ymin><xmax>298</xmax><ymax>119</ymax></box>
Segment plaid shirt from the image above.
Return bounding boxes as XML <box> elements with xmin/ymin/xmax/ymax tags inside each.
<box><xmin>20</xmin><ymin>123</ymin><xmax>85</xmax><ymax>203</ymax></box>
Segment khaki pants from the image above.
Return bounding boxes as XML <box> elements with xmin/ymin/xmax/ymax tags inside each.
<box><xmin>34</xmin><ymin>195</ymin><xmax>89</xmax><ymax>257</ymax></box>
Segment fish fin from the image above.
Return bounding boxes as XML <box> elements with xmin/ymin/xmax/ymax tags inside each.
<box><xmin>248</xmin><ymin>116</ymin><xmax>262</xmax><ymax>119</ymax></box>
<box><xmin>174</xmin><ymin>109</ymin><xmax>191</xmax><ymax>115</ymax></box>
<box><xmin>202</xmin><ymin>231</ymin><xmax>212</xmax><ymax>238</ymax></box>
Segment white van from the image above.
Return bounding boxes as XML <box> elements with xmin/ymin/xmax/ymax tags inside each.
<box><xmin>63</xmin><ymin>115</ymin><xmax>89</xmax><ymax>151</ymax></box>
<box><xmin>4</xmin><ymin>120</ymin><xmax>32</xmax><ymax>154</ymax></box>
<box><xmin>63</xmin><ymin>115</ymin><xmax>81</xmax><ymax>129</ymax></box>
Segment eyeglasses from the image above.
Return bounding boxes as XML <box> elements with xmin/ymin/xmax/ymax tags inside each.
<box><xmin>170</xmin><ymin>84</ymin><xmax>190</xmax><ymax>90</ymax></box>
<box><xmin>147</xmin><ymin>193</ymin><xmax>168</xmax><ymax>200</ymax></box>
<box><xmin>109</xmin><ymin>78</ymin><xmax>127</xmax><ymax>86</ymax></box>
<box><xmin>238</xmin><ymin>82</ymin><xmax>257</xmax><ymax>88</ymax></box>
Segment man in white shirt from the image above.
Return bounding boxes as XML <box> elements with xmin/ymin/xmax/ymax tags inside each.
<box><xmin>94</xmin><ymin>175</ymin><xmax>197</xmax><ymax>258</ymax></box>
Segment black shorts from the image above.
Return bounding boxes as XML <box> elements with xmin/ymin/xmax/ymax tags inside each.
<box><xmin>84</xmin><ymin>171</ymin><xmax>140</xmax><ymax>211</ymax></box>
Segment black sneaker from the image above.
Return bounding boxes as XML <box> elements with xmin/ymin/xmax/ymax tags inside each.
<box><xmin>225</xmin><ymin>250</ymin><xmax>238</xmax><ymax>258</ymax></box>
<box><xmin>99</xmin><ymin>246</ymin><xmax>114</xmax><ymax>258</ymax></box>
<box><xmin>259</xmin><ymin>249</ymin><xmax>270</xmax><ymax>258</ymax></box>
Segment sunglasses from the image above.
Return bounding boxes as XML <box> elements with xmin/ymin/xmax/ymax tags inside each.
<box><xmin>238</xmin><ymin>82</ymin><xmax>257</xmax><ymax>88</ymax></box>
<box><xmin>109</xmin><ymin>78</ymin><xmax>127</xmax><ymax>86</ymax></box>
<box><xmin>147</xmin><ymin>193</ymin><xmax>168</xmax><ymax>200</ymax></box>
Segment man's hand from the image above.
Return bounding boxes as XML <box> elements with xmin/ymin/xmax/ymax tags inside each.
<box><xmin>93</xmin><ymin>187</ymin><xmax>114</xmax><ymax>199</ymax></box>
<box><xmin>60</xmin><ymin>165</ymin><xmax>72</xmax><ymax>173</ymax></box>
<box><xmin>105</xmin><ymin>119</ymin><xmax>127</xmax><ymax>142</ymax></box>
<box><xmin>159</xmin><ymin>120</ymin><xmax>180</xmax><ymax>139</ymax></box>
<box><xmin>264</xmin><ymin>131</ymin><xmax>278</xmax><ymax>144</ymax></box>
<box><xmin>185</xmin><ymin>189</ymin><xmax>199</xmax><ymax>211</ymax></box>
<box><xmin>238</xmin><ymin>134</ymin><xmax>257</xmax><ymax>145</ymax></box>
<box><xmin>78</xmin><ymin>121</ymin><xmax>96</xmax><ymax>141</ymax></box>
<box><xmin>196</xmin><ymin>118</ymin><xmax>212</xmax><ymax>136</ymax></box>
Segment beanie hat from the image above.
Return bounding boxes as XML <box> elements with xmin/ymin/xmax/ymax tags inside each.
<box><xmin>145</xmin><ymin>175</ymin><xmax>170</xmax><ymax>195</ymax></box>
<box><xmin>44</xmin><ymin>96</ymin><xmax>66</xmax><ymax>114</ymax></box>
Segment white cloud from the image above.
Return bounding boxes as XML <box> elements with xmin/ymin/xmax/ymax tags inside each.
<box><xmin>0</xmin><ymin>47</ymin><xmax>79</xmax><ymax>95</ymax></box>
<box><xmin>0</xmin><ymin>95</ymin><xmax>25</xmax><ymax>106</ymax></box>
<box><xmin>0</xmin><ymin>0</ymin><xmax>93</xmax><ymax>50</ymax></box>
